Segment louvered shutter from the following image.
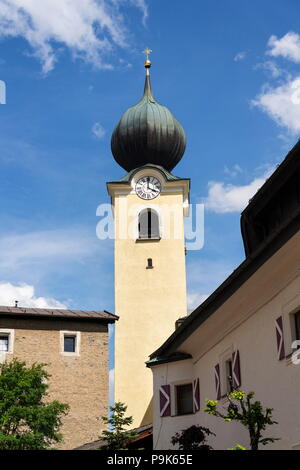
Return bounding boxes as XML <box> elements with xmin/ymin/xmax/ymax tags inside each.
<box><xmin>159</xmin><ymin>385</ymin><xmax>171</xmax><ymax>417</ymax></box>
<box><xmin>232</xmin><ymin>350</ymin><xmax>241</xmax><ymax>389</ymax></box>
<box><xmin>214</xmin><ymin>364</ymin><xmax>221</xmax><ymax>399</ymax></box>
<box><xmin>275</xmin><ymin>316</ymin><xmax>285</xmax><ymax>360</ymax></box>
<box><xmin>193</xmin><ymin>378</ymin><xmax>200</xmax><ymax>412</ymax></box>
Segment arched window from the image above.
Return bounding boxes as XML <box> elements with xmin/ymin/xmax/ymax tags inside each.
<box><xmin>138</xmin><ymin>209</ymin><xmax>160</xmax><ymax>239</ymax></box>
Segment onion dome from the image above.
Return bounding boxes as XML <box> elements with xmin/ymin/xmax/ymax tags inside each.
<box><xmin>111</xmin><ymin>53</ymin><xmax>186</xmax><ymax>172</ymax></box>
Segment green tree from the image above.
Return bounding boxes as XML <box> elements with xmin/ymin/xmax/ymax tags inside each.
<box><xmin>99</xmin><ymin>402</ymin><xmax>138</xmax><ymax>450</ymax></box>
<box><xmin>204</xmin><ymin>390</ymin><xmax>279</xmax><ymax>450</ymax></box>
<box><xmin>171</xmin><ymin>425</ymin><xmax>215</xmax><ymax>450</ymax></box>
<box><xmin>0</xmin><ymin>359</ymin><xmax>69</xmax><ymax>450</ymax></box>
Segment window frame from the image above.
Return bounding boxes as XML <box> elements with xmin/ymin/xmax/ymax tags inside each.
<box><xmin>294</xmin><ymin>311</ymin><xmax>300</xmax><ymax>341</ymax></box>
<box><xmin>219</xmin><ymin>345</ymin><xmax>234</xmax><ymax>398</ymax></box>
<box><xmin>282</xmin><ymin>293</ymin><xmax>300</xmax><ymax>360</ymax></box>
<box><xmin>60</xmin><ymin>331</ymin><xmax>81</xmax><ymax>356</ymax></box>
<box><xmin>225</xmin><ymin>359</ymin><xmax>234</xmax><ymax>393</ymax></box>
<box><xmin>0</xmin><ymin>335</ymin><xmax>9</xmax><ymax>353</ymax></box>
<box><xmin>0</xmin><ymin>329</ymin><xmax>14</xmax><ymax>357</ymax></box>
<box><xmin>138</xmin><ymin>208</ymin><xmax>160</xmax><ymax>240</ymax></box>
<box><xmin>175</xmin><ymin>382</ymin><xmax>194</xmax><ymax>416</ymax></box>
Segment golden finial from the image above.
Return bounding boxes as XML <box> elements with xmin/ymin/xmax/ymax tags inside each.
<box><xmin>143</xmin><ymin>48</ymin><xmax>152</xmax><ymax>68</ymax></box>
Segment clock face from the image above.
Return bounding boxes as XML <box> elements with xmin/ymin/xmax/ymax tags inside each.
<box><xmin>135</xmin><ymin>176</ymin><xmax>162</xmax><ymax>200</ymax></box>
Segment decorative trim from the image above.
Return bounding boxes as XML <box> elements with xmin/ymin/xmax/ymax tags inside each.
<box><xmin>232</xmin><ymin>350</ymin><xmax>241</xmax><ymax>388</ymax></box>
<box><xmin>275</xmin><ymin>316</ymin><xmax>285</xmax><ymax>360</ymax></box>
<box><xmin>159</xmin><ymin>385</ymin><xmax>171</xmax><ymax>417</ymax></box>
<box><xmin>193</xmin><ymin>378</ymin><xmax>200</xmax><ymax>412</ymax></box>
<box><xmin>214</xmin><ymin>364</ymin><xmax>221</xmax><ymax>400</ymax></box>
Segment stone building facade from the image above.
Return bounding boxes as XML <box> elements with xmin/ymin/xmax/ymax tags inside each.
<box><xmin>0</xmin><ymin>306</ymin><xmax>117</xmax><ymax>449</ymax></box>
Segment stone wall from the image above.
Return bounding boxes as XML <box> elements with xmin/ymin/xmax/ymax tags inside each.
<box><xmin>0</xmin><ymin>317</ymin><xmax>109</xmax><ymax>449</ymax></box>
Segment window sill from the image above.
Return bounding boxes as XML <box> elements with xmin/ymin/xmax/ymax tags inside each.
<box><xmin>173</xmin><ymin>412</ymin><xmax>194</xmax><ymax>417</ymax></box>
<box><xmin>136</xmin><ymin>237</ymin><xmax>161</xmax><ymax>243</ymax></box>
<box><xmin>60</xmin><ymin>352</ymin><xmax>80</xmax><ymax>357</ymax></box>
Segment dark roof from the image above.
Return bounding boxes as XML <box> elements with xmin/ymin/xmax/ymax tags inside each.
<box><xmin>146</xmin><ymin>352</ymin><xmax>192</xmax><ymax>368</ymax></box>
<box><xmin>74</xmin><ymin>424</ymin><xmax>153</xmax><ymax>450</ymax></box>
<box><xmin>0</xmin><ymin>306</ymin><xmax>118</xmax><ymax>323</ymax></box>
<box><xmin>111</xmin><ymin>67</ymin><xmax>186</xmax><ymax>172</ymax></box>
<box><xmin>148</xmin><ymin>141</ymin><xmax>300</xmax><ymax>364</ymax></box>
<box><xmin>241</xmin><ymin>139</ymin><xmax>300</xmax><ymax>256</ymax></box>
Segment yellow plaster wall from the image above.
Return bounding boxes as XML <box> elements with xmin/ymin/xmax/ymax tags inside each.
<box><xmin>113</xmin><ymin>189</ymin><xmax>187</xmax><ymax>427</ymax></box>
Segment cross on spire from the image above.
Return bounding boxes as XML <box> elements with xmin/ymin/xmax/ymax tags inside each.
<box><xmin>143</xmin><ymin>48</ymin><xmax>152</xmax><ymax>68</ymax></box>
<box><xmin>143</xmin><ymin>48</ymin><xmax>152</xmax><ymax>61</ymax></box>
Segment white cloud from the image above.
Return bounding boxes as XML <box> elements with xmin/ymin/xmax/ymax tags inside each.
<box><xmin>224</xmin><ymin>164</ymin><xmax>243</xmax><ymax>178</ymax></box>
<box><xmin>255</xmin><ymin>60</ymin><xmax>285</xmax><ymax>79</ymax></box>
<box><xmin>252</xmin><ymin>75</ymin><xmax>300</xmax><ymax>134</ymax></box>
<box><xmin>128</xmin><ymin>0</ymin><xmax>148</xmax><ymax>25</ymax></box>
<box><xmin>234</xmin><ymin>51</ymin><xmax>246</xmax><ymax>62</ymax></box>
<box><xmin>0</xmin><ymin>0</ymin><xmax>148</xmax><ymax>73</ymax></box>
<box><xmin>92</xmin><ymin>122</ymin><xmax>106</xmax><ymax>140</ymax></box>
<box><xmin>187</xmin><ymin>293</ymin><xmax>208</xmax><ymax>310</ymax></box>
<box><xmin>203</xmin><ymin>169</ymin><xmax>273</xmax><ymax>213</ymax></box>
<box><xmin>0</xmin><ymin>281</ymin><xmax>67</xmax><ymax>308</ymax></box>
<box><xmin>267</xmin><ymin>32</ymin><xmax>300</xmax><ymax>63</ymax></box>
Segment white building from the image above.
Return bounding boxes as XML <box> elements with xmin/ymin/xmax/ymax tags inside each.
<box><xmin>148</xmin><ymin>140</ymin><xmax>300</xmax><ymax>450</ymax></box>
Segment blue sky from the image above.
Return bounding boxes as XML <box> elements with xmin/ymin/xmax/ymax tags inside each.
<box><xmin>0</xmin><ymin>0</ymin><xmax>300</xmax><ymax>322</ymax></box>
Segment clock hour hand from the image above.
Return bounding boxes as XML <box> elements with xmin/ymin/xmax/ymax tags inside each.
<box><xmin>149</xmin><ymin>184</ymin><xmax>158</xmax><ymax>192</ymax></box>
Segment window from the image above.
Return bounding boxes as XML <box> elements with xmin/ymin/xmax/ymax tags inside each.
<box><xmin>0</xmin><ymin>330</ymin><xmax>14</xmax><ymax>355</ymax></box>
<box><xmin>176</xmin><ymin>383</ymin><xmax>193</xmax><ymax>415</ymax></box>
<box><xmin>138</xmin><ymin>209</ymin><xmax>160</xmax><ymax>239</ymax></box>
<box><xmin>64</xmin><ymin>336</ymin><xmax>76</xmax><ymax>353</ymax></box>
<box><xmin>146</xmin><ymin>258</ymin><xmax>153</xmax><ymax>269</ymax></box>
<box><xmin>225</xmin><ymin>359</ymin><xmax>233</xmax><ymax>393</ymax></box>
<box><xmin>60</xmin><ymin>331</ymin><xmax>80</xmax><ymax>356</ymax></box>
<box><xmin>0</xmin><ymin>335</ymin><xmax>9</xmax><ymax>352</ymax></box>
<box><xmin>295</xmin><ymin>312</ymin><xmax>300</xmax><ymax>341</ymax></box>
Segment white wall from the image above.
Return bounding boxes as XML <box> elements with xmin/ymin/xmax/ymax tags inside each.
<box><xmin>152</xmin><ymin>231</ymin><xmax>300</xmax><ymax>450</ymax></box>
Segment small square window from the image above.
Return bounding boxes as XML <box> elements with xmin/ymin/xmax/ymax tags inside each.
<box><xmin>0</xmin><ymin>335</ymin><xmax>9</xmax><ymax>352</ymax></box>
<box><xmin>64</xmin><ymin>336</ymin><xmax>76</xmax><ymax>353</ymax></box>
<box><xmin>176</xmin><ymin>383</ymin><xmax>193</xmax><ymax>415</ymax></box>
<box><xmin>60</xmin><ymin>331</ymin><xmax>80</xmax><ymax>356</ymax></box>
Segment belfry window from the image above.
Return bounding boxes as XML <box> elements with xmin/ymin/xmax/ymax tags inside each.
<box><xmin>138</xmin><ymin>209</ymin><xmax>160</xmax><ymax>239</ymax></box>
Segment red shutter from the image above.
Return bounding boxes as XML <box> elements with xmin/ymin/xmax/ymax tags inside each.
<box><xmin>275</xmin><ymin>316</ymin><xmax>285</xmax><ymax>360</ymax></box>
<box><xmin>159</xmin><ymin>385</ymin><xmax>171</xmax><ymax>417</ymax></box>
<box><xmin>214</xmin><ymin>364</ymin><xmax>221</xmax><ymax>399</ymax></box>
<box><xmin>232</xmin><ymin>350</ymin><xmax>241</xmax><ymax>389</ymax></box>
<box><xmin>193</xmin><ymin>378</ymin><xmax>200</xmax><ymax>412</ymax></box>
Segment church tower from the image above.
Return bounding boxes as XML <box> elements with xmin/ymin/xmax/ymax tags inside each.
<box><xmin>107</xmin><ymin>52</ymin><xmax>190</xmax><ymax>427</ymax></box>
